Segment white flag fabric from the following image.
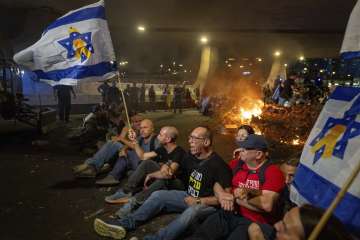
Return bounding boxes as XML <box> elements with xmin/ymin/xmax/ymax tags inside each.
<box><xmin>13</xmin><ymin>0</ymin><xmax>116</xmax><ymax>86</ymax></box>
<box><xmin>290</xmin><ymin>86</ymin><xmax>360</xmax><ymax>235</ymax></box>
<box><xmin>340</xmin><ymin>0</ymin><xmax>360</xmax><ymax>60</ymax></box>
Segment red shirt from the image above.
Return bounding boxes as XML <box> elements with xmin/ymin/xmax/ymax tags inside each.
<box><xmin>229</xmin><ymin>160</ymin><xmax>285</xmax><ymax>224</ymax></box>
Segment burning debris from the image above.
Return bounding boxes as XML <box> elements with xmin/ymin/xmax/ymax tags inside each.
<box><xmin>220</xmin><ymin>101</ymin><xmax>321</xmax><ymax>148</ymax></box>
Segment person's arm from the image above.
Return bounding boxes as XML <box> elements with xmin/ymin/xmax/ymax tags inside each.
<box><xmin>160</xmin><ymin>162</ymin><xmax>179</xmax><ymax>177</ymax></box>
<box><xmin>126</xmin><ymin>129</ymin><xmax>158</xmax><ymax>160</ymax></box>
<box><xmin>132</xmin><ymin>142</ymin><xmax>157</xmax><ymax>160</ymax></box>
<box><xmin>235</xmin><ymin>190</ymin><xmax>280</xmax><ymax>213</ymax></box>
<box><xmin>184</xmin><ymin>195</ymin><xmax>219</xmax><ymax>207</ymax></box>
<box><xmin>144</xmin><ymin>162</ymin><xmax>180</xmax><ymax>187</ymax></box>
<box><xmin>214</xmin><ymin>182</ymin><xmax>235</xmax><ymax>211</ymax></box>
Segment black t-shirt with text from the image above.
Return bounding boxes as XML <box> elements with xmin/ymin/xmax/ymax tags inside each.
<box><xmin>184</xmin><ymin>152</ymin><xmax>232</xmax><ymax>198</ymax></box>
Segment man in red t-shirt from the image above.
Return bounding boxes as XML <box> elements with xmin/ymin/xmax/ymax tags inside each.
<box><xmin>188</xmin><ymin>134</ymin><xmax>285</xmax><ymax>240</ymax></box>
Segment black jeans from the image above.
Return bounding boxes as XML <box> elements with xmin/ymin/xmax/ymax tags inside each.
<box><xmin>188</xmin><ymin>209</ymin><xmax>253</xmax><ymax>240</ymax></box>
<box><xmin>123</xmin><ymin>160</ymin><xmax>160</xmax><ymax>194</ymax></box>
<box><xmin>58</xmin><ymin>97</ymin><xmax>71</xmax><ymax>122</ymax></box>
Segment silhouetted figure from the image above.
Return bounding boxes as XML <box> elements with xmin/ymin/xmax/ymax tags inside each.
<box><xmin>53</xmin><ymin>85</ymin><xmax>76</xmax><ymax>123</ymax></box>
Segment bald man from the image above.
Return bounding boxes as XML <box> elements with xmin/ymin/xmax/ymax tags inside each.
<box><xmin>105</xmin><ymin>125</ymin><xmax>186</xmax><ymax>207</ymax></box>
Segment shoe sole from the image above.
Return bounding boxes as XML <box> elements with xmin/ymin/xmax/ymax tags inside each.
<box><xmin>72</xmin><ymin>165</ymin><xmax>88</xmax><ymax>174</ymax></box>
<box><xmin>95</xmin><ymin>181</ymin><xmax>120</xmax><ymax>186</ymax></box>
<box><xmin>94</xmin><ymin>218</ymin><xmax>126</xmax><ymax>239</ymax></box>
<box><xmin>105</xmin><ymin>197</ymin><xmax>130</xmax><ymax>204</ymax></box>
<box><xmin>74</xmin><ymin>173</ymin><xmax>96</xmax><ymax>178</ymax></box>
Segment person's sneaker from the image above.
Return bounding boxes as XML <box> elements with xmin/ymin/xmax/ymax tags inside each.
<box><xmin>96</xmin><ymin>175</ymin><xmax>120</xmax><ymax>186</ymax></box>
<box><xmin>99</xmin><ymin>163</ymin><xmax>112</xmax><ymax>174</ymax></box>
<box><xmin>75</xmin><ymin>165</ymin><xmax>97</xmax><ymax>178</ymax></box>
<box><xmin>115</xmin><ymin>197</ymin><xmax>137</xmax><ymax>218</ymax></box>
<box><xmin>94</xmin><ymin>218</ymin><xmax>126</xmax><ymax>239</ymax></box>
<box><xmin>72</xmin><ymin>163</ymin><xmax>89</xmax><ymax>174</ymax></box>
<box><xmin>105</xmin><ymin>189</ymin><xmax>132</xmax><ymax>204</ymax></box>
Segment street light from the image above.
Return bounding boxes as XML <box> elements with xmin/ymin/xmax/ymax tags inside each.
<box><xmin>274</xmin><ymin>51</ymin><xmax>281</xmax><ymax>57</ymax></box>
<box><xmin>299</xmin><ymin>56</ymin><xmax>305</xmax><ymax>61</ymax></box>
<box><xmin>200</xmin><ymin>36</ymin><xmax>208</xmax><ymax>44</ymax></box>
<box><xmin>137</xmin><ymin>25</ymin><xmax>146</xmax><ymax>32</ymax></box>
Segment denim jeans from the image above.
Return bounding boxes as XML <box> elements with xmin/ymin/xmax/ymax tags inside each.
<box><xmin>134</xmin><ymin>178</ymin><xmax>185</xmax><ymax>204</ymax></box>
<box><xmin>109</xmin><ymin>150</ymin><xmax>140</xmax><ymax>180</ymax></box>
<box><xmin>85</xmin><ymin>141</ymin><xmax>123</xmax><ymax>171</ymax></box>
<box><xmin>118</xmin><ymin>190</ymin><xmax>216</xmax><ymax>240</ymax></box>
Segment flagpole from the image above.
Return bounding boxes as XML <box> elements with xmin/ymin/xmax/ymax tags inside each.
<box><xmin>116</xmin><ymin>73</ymin><xmax>131</xmax><ymax>128</ymax></box>
<box><xmin>308</xmin><ymin>159</ymin><xmax>360</xmax><ymax>240</ymax></box>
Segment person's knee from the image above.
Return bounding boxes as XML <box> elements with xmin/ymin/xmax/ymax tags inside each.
<box><xmin>178</xmin><ymin>205</ymin><xmax>202</xmax><ymax>224</ymax></box>
<box><xmin>148</xmin><ymin>190</ymin><xmax>167</xmax><ymax>201</ymax></box>
<box><xmin>248</xmin><ymin>223</ymin><xmax>265</xmax><ymax>240</ymax></box>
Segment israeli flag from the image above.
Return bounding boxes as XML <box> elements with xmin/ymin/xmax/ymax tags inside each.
<box><xmin>340</xmin><ymin>0</ymin><xmax>360</xmax><ymax>60</ymax></box>
<box><xmin>13</xmin><ymin>0</ymin><xmax>117</xmax><ymax>86</ymax></box>
<box><xmin>290</xmin><ymin>87</ymin><xmax>360</xmax><ymax>235</ymax></box>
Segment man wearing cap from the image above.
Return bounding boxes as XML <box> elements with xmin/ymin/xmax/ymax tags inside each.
<box><xmin>188</xmin><ymin>134</ymin><xmax>285</xmax><ymax>240</ymax></box>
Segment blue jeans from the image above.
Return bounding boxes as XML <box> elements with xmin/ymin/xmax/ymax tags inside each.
<box><xmin>109</xmin><ymin>150</ymin><xmax>140</xmax><ymax>180</ymax></box>
<box><xmin>118</xmin><ymin>190</ymin><xmax>216</xmax><ymax>240</ymax></box>
<box><xmin>85</xmin><ymin>141</ymin><xmax>123</xmax><ymax>171</ymax></box>
<box><xmin>278</xmin><ymin>97</ymin><xmax>287</xmax><ymax>106</ymax></box>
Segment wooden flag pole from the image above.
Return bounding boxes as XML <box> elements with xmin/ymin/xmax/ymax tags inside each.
<box><xmin>308</xmin><ymin>159</ymin><xmax>360</xmax><ymax>240</ymax></box>
<box><xmin>116</xmin><ymin>73</ymin><xmax>131</xmax><ymax>128</ymax></box>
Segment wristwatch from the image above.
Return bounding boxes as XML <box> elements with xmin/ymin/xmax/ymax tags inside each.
<box><xmin>196</xmin><ymin>198</ymin><xmax>201</xmax><ymax>205</ymax></box>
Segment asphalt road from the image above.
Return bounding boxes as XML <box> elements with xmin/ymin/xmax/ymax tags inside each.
<box><xmin>0</xmin><ymin>110</ymin><xmax>237</xmax><ymax>240</ymax></box>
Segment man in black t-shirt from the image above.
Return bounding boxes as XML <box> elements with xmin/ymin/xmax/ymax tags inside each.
<box><xmin>105</xmin><ymin>126</ymin><xmax>185</xmax><ymax>205</ymax></box>
<box><xmin>94</xmin><ymin>126</ymin><xmax>233</xmax><ymax>240</ymax></box>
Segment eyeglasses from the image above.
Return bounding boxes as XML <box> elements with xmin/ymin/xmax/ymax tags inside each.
<box><xmin>188</xmin><ymin>135</ymin><xmax>205</xmax><ymax>141</ymax></box>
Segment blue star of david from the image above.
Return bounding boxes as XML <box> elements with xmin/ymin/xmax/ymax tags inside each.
<box><xmin>58</xmin><ymin>30</ymin><xmax>94</xmax><ymax>62</ymax></box>
<box><xmin>309</xmin><ymin>94</ymin><xmax>360</xmax><ymax>164</ymax></box>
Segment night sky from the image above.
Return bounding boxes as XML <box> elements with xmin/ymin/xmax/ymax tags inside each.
<box><xmin>0</xmin><ymin>0</ymin><xmax>357</xmax><ymax>71</ymax></box>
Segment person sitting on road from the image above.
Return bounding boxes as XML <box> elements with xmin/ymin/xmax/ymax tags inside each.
<box><xmin>94</xmin><ymin>118</ymin><xmax>159</xmax><ymax>186</ymax></box>
<box><xmin>247</xmin><ymin>154</ymin><xmax>300</xmax><ymax>240</ymax></box>
<box><xmin>72</xmin><ymin>113</ymin><xmax>142</xmax><ymax>178</ymax></box>
<box><xmin>229</xmin><ymin>124</ymin><xmax>255</xmax><ymax>168</ymax></box>
<box><xmin>94</xmin><ymin>126</ymin><xmax>233</xmax><ymax>240</ymax></box>
<box><xmin>104</xmin><ymin>125</ymin><xmax>186</xmax><ymax>206</ymax></box>
<box><xmin>107</xmin><ymin>126</ymin><xmax>188</xmax><ymax>219</ymax></box>
<box><xmin>187</xmin><ymin>134</ymin><xmax>285</xmax><ymax>240</ymax></box>
<box><xmin>248</xmin><ymin>204</ymin><xmax>353</xmax><ymax>240</ymax></box>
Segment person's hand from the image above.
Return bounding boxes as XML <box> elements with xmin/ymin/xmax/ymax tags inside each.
<box><xmin>118</xmin><ymin>147</ymin><xmax>127</xmax><ymax>157</ymax></box>
<box><xmin>111</xmin><ymin>135</ymin><xmax>120</xmax><ymax>142</ymax></box>
<box><xmin>232</xmin><ymin>148</ymin><xmax>244</xmax><ymax>159</ymax></box>
<box><xmin>234</xmin><ymin>187</ymin><xmax>250</xmax><ymax>200</ymax></box>
<box><xmin>160</xmin><ymin>164</ymin><xmax>173</xmax><ymax>177</ymax></box>
<box><xmin>128</xmin><ymin>129</ymin><xmax>137</xmax><ymax>142</ymax></box>
<box><xmin>217</xmin><ymin>191</ymin><xmax>234</xmax><ymax>211</ymax></box>
<box><xmin>184</xmin><ymin>196</ymin><xmax>198</xmax><ymax>206</ymax></box>
<box><xmin>144</xmin><ymin>174</ymin><xmax>153</xmax><ymax>189</ymax></box>
<box><xmin>120</xmin><ymin>126</ymin><xmax>129</xmax><ymax>138</ymax></box>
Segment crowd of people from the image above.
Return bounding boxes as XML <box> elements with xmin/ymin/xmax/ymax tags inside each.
<box><xmin>267</xmin><ymin>73</ymin><xmax>331</xmax><ymax>107</ymax></box>
<box><xmin>70</xmin><ymin>114</ymin><xmax>353</xmax><ymax>240</ymax></box>
<box><xmin>97</xmin><ymin>80</ymin><xmax>197</xmax><ymax>114</ymax></box>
